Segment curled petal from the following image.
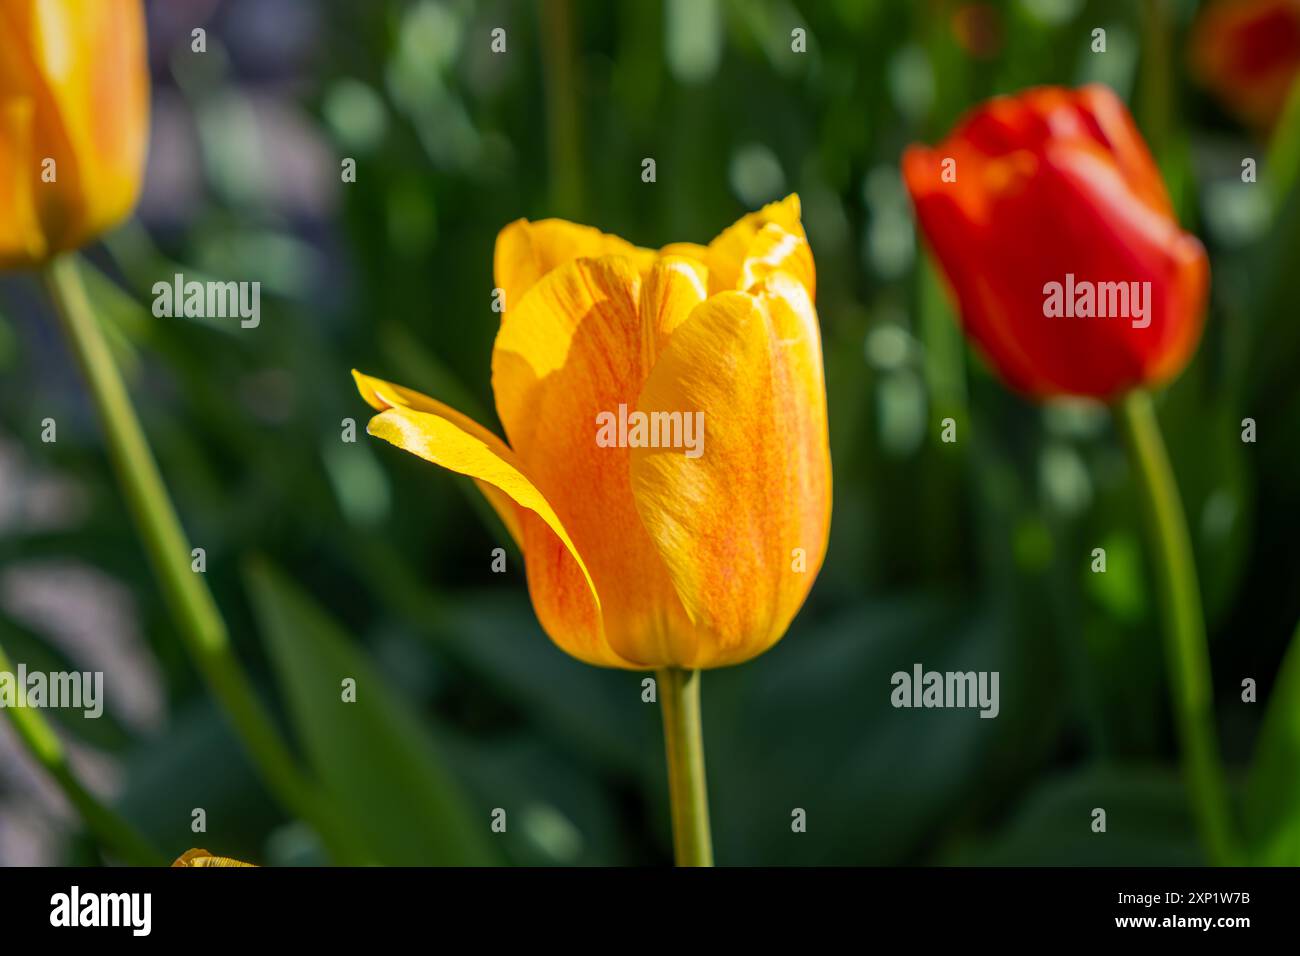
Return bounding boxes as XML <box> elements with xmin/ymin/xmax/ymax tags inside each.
<box><xmin>353</xmin><ymin>369</ymin><xmax>524</xmax><ymax>547</ymax></box>
<box><xmin>704</xmin><ymin>194</ymin><xmax>814</xmax><ymax>297</ymax></box>
<box><xmin>360</xmin><ymin>394</ymin><xmax>637</xmax><ymax>668</ymax></box>
<box><xmin>738</xmin><ymin>221</ymin><xmax>816</xmax><ymax>300</ymax></box>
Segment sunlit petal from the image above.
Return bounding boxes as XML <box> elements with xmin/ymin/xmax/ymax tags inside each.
<box><xmin>630</xmin><ymin>283</ymin><xmax>831</xmax><ymax>667</ymax></box>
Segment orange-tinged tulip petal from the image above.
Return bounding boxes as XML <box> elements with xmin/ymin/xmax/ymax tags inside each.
<box><xmin>0</xmin><ymin>98</ymin><xmax>42</xmax><ymax>264</ymax></box>
<box><xmin>494</xmin><ymin>217</ymin><xmax>654</xmax><ymax>319</ymax></box>
<box><xmin>0</xmin><ymin>0</ymin><xmax>149</xmax><ymax>267</ymax></box>
<box><xmin>491</xmin><ymin>256</ymin><xmax>701</xmax><ymax>665</ymax></box>
<box><xmin>637</xmin><ymin>255</ymin><xmax>709</xmax><ymax>366</ymax></box>
<box><xmin>630</xmin><ymin>275</ymin><xmax>831</xmax><ymax>668</ymax></box>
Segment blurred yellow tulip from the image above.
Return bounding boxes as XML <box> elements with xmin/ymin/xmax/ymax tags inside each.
<box><xmin>171</xmin><ymin>848</ymin><xmax>255</xmax><ymax>868</ymax></box>
<box><xmin>0</xmin><ymin>0</ymin><xmax>149</xmax><ymax>268</ymax></box>
<box><xmin>354</xmin><ymin>195</ymin><xmax>831</xmax><ymax>670</ymax></box>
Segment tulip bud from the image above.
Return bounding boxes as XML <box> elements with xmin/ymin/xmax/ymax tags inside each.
<box><xmin>171</xmin><ymin>848</ymin><xmax>255</xmax><ymax>867</ymax></box>
<box><xmin>1191</xmin><ymin>0</ymin><xmax>1300</xmax><ymax>133</ymax></box>
<box><xmin>355</xmin><ymin>196</ymin><xmax>831</xmax><ymax>669</ymax></box>
<box><xmin>0</xmin><ymin>0</ymin><xmax>150</xmax><ymax>269</ymax></box>
<box><xmin>902</xmin><ymin>85</ymin><xmax>1209</xmax><ymax>401</ymax></box>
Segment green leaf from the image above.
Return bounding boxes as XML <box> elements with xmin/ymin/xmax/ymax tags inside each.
<box><xmin>702</xmin><ymin>596</ymin><xmax>1042</xmax><ymax>865</ymax></box>
<box><xmin>1244</xmin><ymin>618</ymin><xmax>1300</xmax><ymax>865</ymax></box>
<box><xmin>244</xmin><ymin>557</ymin><xmax>496</xmax><ymax>865</ymax></box>
<box><xmin>949</xmin><ymin>766</ymin><xmax>1203</xmax><ymax>865</ymax></box>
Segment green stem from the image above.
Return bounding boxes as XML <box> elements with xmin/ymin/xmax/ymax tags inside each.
<box><xmin>658</xmin><ymin>668</ymin><xmax>713</xmax><ymax>866</ymax></box>
<box><xmin>41</xmin><ymin>254</ymin><xmax>349</xmax><ymax>856</ymax></box>
<box><xmin>1115</xmin><ymin>390</ymin><xmax>1240</xmax><ymax>865</ymax></box>
<box><xmin>0</xmin><ymin>642</ymin><xmax>164</xmax><ymax>866</ymax></box>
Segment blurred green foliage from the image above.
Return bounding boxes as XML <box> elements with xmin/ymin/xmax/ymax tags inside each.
<box><xmin>1</xmin><ymin>0</ymin><xmax>1298</xmax><ymax>866</ymax></box>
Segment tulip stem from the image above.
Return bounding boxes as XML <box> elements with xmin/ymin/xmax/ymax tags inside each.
<box><xmin>657</xmin><ymin>668</ymin><xmax>714</xmax><ymax>866</ymax></box>
<box><xmin>0</xmin><ymin>640</ymin><xmax>165</xmax><ymax>866</ymax></box>
<box><xmin>1115</xmin><ymin>389</ymin><xmax>1240</xmax><ymax>865</ymax></box>
<box><xmin>40</xmin><ymin>254</ymin><xmax>351</xmax><ymax>859</ymax></box>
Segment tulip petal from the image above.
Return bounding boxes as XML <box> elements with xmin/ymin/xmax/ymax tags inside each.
<box><xmin>494</xmin><ymin>218</ymin><xmax>654</xmax><ymax>320</ymax></box>
<box><xmin>0</xmin><ymin>97</ymin><xmax>43</xmax><ymax>266</ymax></box>
<box><xmin>0</xmin><ymin>0</ymin><xmax>149</xmax><ymax>254</ymax></box>
<box><xmin>902</xmin><ymin>145</ymin><xmax>1053</xmax><ymax>393</ymax></box>
<box><xmin>492</xmin><ymin>255</ymin><xmax>644</xmax><ymax>460</ymax></box>
<box><xmin>704</xmin><ymin>194</ymin><xmax>814</xmax><ymax>297</ymax></box>
<box><xmin>737</xmin><ymin>221</ymin><xmax>816</xmax><ymax>299</ymax></box>
<box><xmin>353</xmin><ymin>370</ymin><xmax>524</xmax><ymax>549</ymax></box>
<box><xmin>630</xmin><ymin>281</ymin><xmax>831</xmax><ymax>668</ymax></box>
<box><xmin>658</xmin><ymin>241</ymin><xmax>711</xmax><ymax>262</ymax></box>
<box><xmin>491</xmin><ymin>256</ymin><xmax>703</xmax><ymax>666</ymax></box>
<box><xmin>1072</xmin><ymin>85</ymin><xmax>1174</xmax><ymax>217</ymax></box>
<box><xmin>361</xmin><ymin>397</ymin><xmax>636</xmax><ymax>668</ymax></box>
<box><xmin>638</xmin><ymin>255</ymin><xmax>709</xmax><ymax>366</ymax></box>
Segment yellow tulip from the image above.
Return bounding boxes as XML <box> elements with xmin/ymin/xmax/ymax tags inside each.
<box><xmin>354</xmin><ymin>195</ymin><xmax>831</xmax><ymax>670</ymax></box>
<box><xmin>0</xmin><ymin>0</ymin><xmax>149</xmax><ymax>268</ymax></box>
<box><xmin>171</xmin><ymin>848</ymin><xmax>255</xmax><ymax>868</ymax></box>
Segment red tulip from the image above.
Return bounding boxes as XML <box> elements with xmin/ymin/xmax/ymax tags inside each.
<box><xmin>902</xmin><ymin>85</ymin><xmax>1209</xmax><ymax>400</ymax></box>
<box><xmin>1191</xmin><ymin>0</ymin><xmax>1300</xmax><ymax>132</ymax></box>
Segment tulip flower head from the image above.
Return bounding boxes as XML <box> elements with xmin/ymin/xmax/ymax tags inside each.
<box><xmin>902</xmin><ymin>85</ymin><xmax>1209</xmax><ymax>400</ymax></box>
<box><xmin>171</xmin><ymin>848</ymin><xmax>255</xmax><ymax>867</ymax></box>
<box><xmin>1191</xmin><ymin>0</ymin><xmax>1300</xmax><ymax>132</ymax></box>
<box><xmin>354</xmin><ymin>196</ymin><xmax>831</xmax><ymax>670</ymax></box>
<box><xmin>0</xmin><ymin>0</ymin><xmax>150</xmax><ymax>268</ymax></box>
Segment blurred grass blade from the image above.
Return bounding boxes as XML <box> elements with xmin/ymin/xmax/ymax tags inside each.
<box><xmin>0</xmin><ymin>639</ymin><xmax>164</xmax><ymax>866</ymax></box>
<box><xmin>1244</xmin><ymin>617</ymin><xmax>1300</xmax><ymax>864</ymax></box>
<box><xmin>0</xmin><ymin>612</ymin><xmax>132</xmax><ymax>751</ymax></box>
<box><xmin>1266</xmin><ymin>74</ymin><xmax>1300</xmax><ymax>207</ymax></box>
<box><xmin>244</xmin><ymin>558</ymin><xmax>496</xmax><ymax>866</ymax></box>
